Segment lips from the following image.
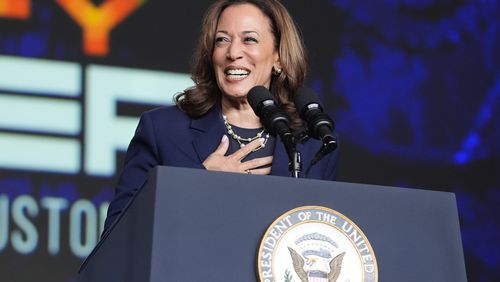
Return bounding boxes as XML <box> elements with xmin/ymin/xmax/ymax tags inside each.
<box><xmin>224</xmin><ymin>67</ymin><xmax>250</xmax><ymax>80</ymax></box>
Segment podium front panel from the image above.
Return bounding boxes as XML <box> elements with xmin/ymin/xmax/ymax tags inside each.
<box><xmin>79</xmin><ymin>166</ymin><xmax>466</xmax><ymax>282</ymax></box>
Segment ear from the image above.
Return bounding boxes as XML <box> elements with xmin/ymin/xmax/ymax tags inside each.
<box><xmin>273</xmin><ymin>54</ymin><xmax>281</xmax><ymax>69</ymax></box>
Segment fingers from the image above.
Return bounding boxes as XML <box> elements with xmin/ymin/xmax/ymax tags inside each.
<box><xmin>204</xmin><ymin>136</ymin><xmax>273</xmax><ymax>175</ymax></box>
<box><xmin>232</xmin><ymin>138</ymin><xmax>265</xmax><ymax>161</ymax></box>
<box><xmin>241</xmin><ymin>156</ymin><xmax>273</xmax><ymax>171</ymax></box>
<box><xmin>213</xmin><ymin>135</ymin><xmax>229</xmax><ymax>156</ymax></box>
<box><xmin>241</xmin><ymin>156</ymin><xmax>273</xmax><ymax>175</ymax></box>
<box><xmin>246</xmin><ymin>166</ymin><xmax>272</xmax><ymax>175</ymax></box>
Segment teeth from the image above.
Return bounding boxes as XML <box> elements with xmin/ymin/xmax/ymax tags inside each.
<box><xmin>226</xmin><ymin>69</ymin><xmax>249</xmax><ymax>76</ymax></box>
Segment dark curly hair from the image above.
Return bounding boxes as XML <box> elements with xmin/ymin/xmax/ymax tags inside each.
<box><xmin>175</xmin><ymin>0</ymin><xmax>307</xmax><ymax>130</ymax></box>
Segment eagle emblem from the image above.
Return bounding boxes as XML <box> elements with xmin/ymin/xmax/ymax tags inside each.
<box><xmin>288</xmin><ymin>246</ymin><xmax>345</xmax><ymax>282</ymax></box>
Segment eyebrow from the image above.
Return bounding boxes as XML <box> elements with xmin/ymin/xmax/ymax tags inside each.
<box><xmin>215</xmin><ymin>30</ymin><xmax>260</xmax><ymax>36</ymax></box>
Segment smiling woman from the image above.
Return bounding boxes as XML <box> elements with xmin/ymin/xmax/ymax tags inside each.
<box><xmin>212</xmin><ymin>4</ymin><xmax>280</xmax><ymax>102</ymax></box>
<box><xmin>103</xmin><ymin>0</ymin><xmax>340</xmax><ymax>234</ymax></box>
<box><xmin>176</xmin><ymin>0</ymin><xmax>307</xmax><ymax>130</ymax></box>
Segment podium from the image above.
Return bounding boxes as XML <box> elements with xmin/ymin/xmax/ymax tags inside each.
<box><xmin>78</xmin><ymin>166</ymin><xmax>466</xmax><ymax>281</ymax></box>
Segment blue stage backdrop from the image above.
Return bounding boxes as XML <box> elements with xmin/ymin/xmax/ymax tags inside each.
<box><xmin>0</xmin><ymin>0</ymin><xmax>498</xmax><ymax>281</ymax></box>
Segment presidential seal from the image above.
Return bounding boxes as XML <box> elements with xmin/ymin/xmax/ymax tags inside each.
<box><xmin>257</xmin><ymin>206</ymin><xmax>378</xmax><ymax>282</ymax></box>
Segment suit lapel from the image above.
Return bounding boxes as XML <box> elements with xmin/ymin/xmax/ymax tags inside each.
<box><xmin>191</xmin><ymin>106</ymin><xmax>227</xmax><ymax>163</ymax></box>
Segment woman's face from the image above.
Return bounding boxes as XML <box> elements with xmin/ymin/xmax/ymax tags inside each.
<box><xmin>212</xmin><ymin>3</ymin><xmax>280</xmax><ymax>101</ymax></box>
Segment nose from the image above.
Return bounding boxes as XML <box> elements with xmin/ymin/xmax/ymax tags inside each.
<box><xmin>226</xmin><ymin>41</ymin><xmax>243</xmax><ymax>60</ymax></box>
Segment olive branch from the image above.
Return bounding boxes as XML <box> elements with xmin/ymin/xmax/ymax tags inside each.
<box><xmin>284</xmin><ymin>269</ymin><xmax>294</xmax><ymax>282</ymax></box>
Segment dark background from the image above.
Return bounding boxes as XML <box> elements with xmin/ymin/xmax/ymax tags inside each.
<box><xmin>0</xmin><ymin>0</ymin><xmax>498</xmax><ymax>281</ymax></box>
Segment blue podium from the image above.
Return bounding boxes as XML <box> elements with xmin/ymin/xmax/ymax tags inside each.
<box><xmin>78</xmin><ymin>166</ymin><xmax>466</xmax><ymax>281</ymax></box>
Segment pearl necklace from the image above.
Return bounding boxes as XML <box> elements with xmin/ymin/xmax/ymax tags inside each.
<box><xmin>222</xmin><ymin>115</ymin><xmax>270</xmax><ymax>150</ymax></box>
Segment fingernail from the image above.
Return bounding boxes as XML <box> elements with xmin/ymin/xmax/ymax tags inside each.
<box><xmin>259</xmin><ymin>138</ymin><xmax>265</xmax><ymax>144</ymax></box>
<box><xmin>222</xmin><ymin>135</ymin><xmax>228</xmax><ymax>142</ymax></box>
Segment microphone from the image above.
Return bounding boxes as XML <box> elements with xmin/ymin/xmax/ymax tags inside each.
<box><xmin>247</xmin><ymin>85</ymin><xmax>292</xmax><ymax>140</ymax></box>
<box><xmin>294</xmin><ymin>87</ymin><xmax>337</xmax><ymax>164</ymax></box>
<box><xmin>248</xmin><ymin>86</ymin><xmax>301</xmax><ymax>177</ymax></box>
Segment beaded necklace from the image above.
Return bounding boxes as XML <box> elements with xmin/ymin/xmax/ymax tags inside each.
<box><xmin>222</xmin><ymin>115</ymin><xmax>270</xmax><ymax>151</ymax></box>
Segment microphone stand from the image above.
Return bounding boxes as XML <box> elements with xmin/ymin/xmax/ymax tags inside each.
<box><xmin>290</xmin><ymin>150</ymin><xmax>302</xmax><ymax>178</ymax></box>
<box><xmin>281</xmin><ymin>132</ymin><xmax>302</xmax><ymax>178</ymax></box>
<box><xmin>305</xmin><ymin>134</ymin><xmax>337</xmax><ymax>177</ymax></box>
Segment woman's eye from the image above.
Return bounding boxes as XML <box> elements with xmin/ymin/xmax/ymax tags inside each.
<box><xmin>244</xmin><ymin>37</ymin><xmax>258</xmax><ymax>43</ymax></box>
<box><xmin>215</xmin><ymin>37</ymin><xmax>229</xmax><ymax>43</ymax></box>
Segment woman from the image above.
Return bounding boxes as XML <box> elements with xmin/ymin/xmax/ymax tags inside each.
<box><xmin>103</xmin><ymin>0</ymin><xmax>339</xmax><ymax>233</ymax></box>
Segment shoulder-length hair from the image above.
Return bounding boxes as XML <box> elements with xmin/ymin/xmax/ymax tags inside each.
<box><xmin>175</xmin><ymin>0</ymin><xmax>307</xmax><ymax>130</ymax></box>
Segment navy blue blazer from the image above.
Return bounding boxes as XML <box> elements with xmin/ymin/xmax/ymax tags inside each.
<box><xmin>104</xmin><ymin>105</ymin><xmax>339</xmax><ymax>232</ymax></box>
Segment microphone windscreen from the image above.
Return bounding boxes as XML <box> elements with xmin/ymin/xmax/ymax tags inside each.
<box><xmin>294</xmin><ymin>87</ymin><xmax>322</xmax><ymax>116</ymax></box>
<box><xmin>247</xmin><ymin>85</ymin><xmax>273</xmax><ymax>114</ymax></box>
